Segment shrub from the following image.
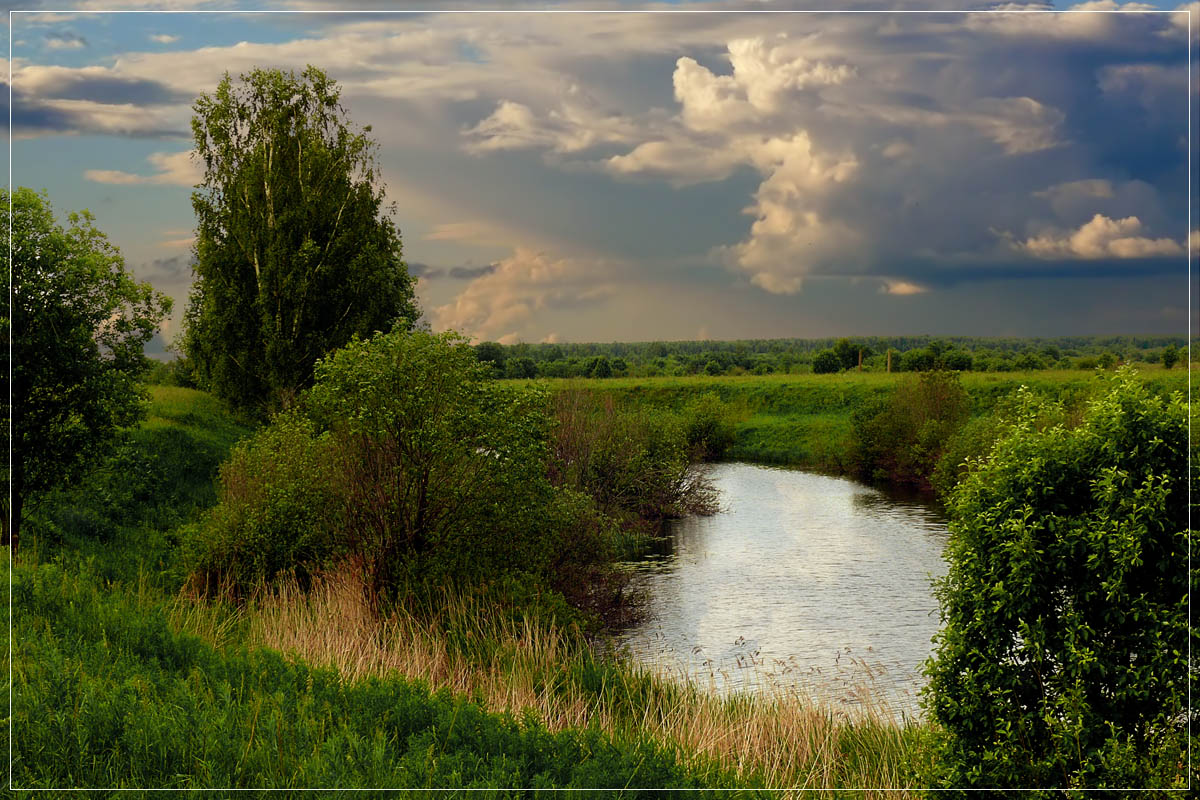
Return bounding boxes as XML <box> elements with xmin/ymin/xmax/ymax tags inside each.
<box><xmin>549</xmin><ymin>390</ymin><xmax>715</xmax><ymax>525</ymax></box>
<box><xmin>812</xmin><ymin>349</ymin><xmax>841</xmax><ymax>374</ymax></box>
<box><xmin>184</xmin><ymin>410</ymin><xmax>343</xmax><ymax>596</ymax></box>
<box><xmin>850</xmin><ymin>370</ymin><xmax>971</xmax><ymax>489</ymax></box>
<box><xmin>923</xmin><ymin>370</ymin><xmax>1189</xmax><ymax>790</ymax></box>
<box><xmin>187</xmin><ymin>330</ymin><xmax>565</xmax><ymax>602</ymax></box>
<box><xmin>682</xmin><ymin>392</ymin><xmax>740</xmax><ymax>461</ymax></box>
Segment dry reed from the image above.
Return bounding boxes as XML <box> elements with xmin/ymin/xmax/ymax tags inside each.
<box><xmin>170</xmin><ymin>565</ymin><xmax>923</xmax><ymax>796</ymax></box>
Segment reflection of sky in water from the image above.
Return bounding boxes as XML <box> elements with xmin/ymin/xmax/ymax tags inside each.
<box><xmin>617</xmin><ymin>462</ymin><xmax>949</xmax><ymax>720</ymax></box>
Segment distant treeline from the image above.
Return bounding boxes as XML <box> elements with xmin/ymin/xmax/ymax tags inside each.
<box><xmin>469</xmin><ymin>335</ymin><xmax>1188</xmax><ymax>379</ymax></box>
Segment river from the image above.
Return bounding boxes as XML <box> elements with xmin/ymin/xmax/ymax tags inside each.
<box><xmin>617</xmin><ymin>461</ymin><xmax>950</xmax><ymax>720</ymax></box>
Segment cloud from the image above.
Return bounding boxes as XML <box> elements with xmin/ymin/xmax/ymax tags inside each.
<box><xmin>149</xmin><ymin>34</ymin><xmax>180</xmax><ymax>44</ymax></box>
<box><xmin>464</xmin><ymin>88</ymin><xmax>641</xmax><ymax>156</ymax></box>
<box><xmin>432</xmin><ymin>247</ymin><xmax>617</xmax><ymax>341</ymax></box>
<box><xmin>407</xmin><ymin>261</ymin><xmax>498</xmax><ymax>280</ymax></box>
<box><xmin>880</xmin><ymin>280</ymin><xmax>929</xmax><ymax>296</ymax></box>
<box><xmin>448</xmin><ymin>264</ymin><xmax>498</xmax><ymax>279</ymax></box>
<box><xmin>12</xmin><ymin>97</ymin><xmax>187</xmax><ymax>139</ymax></box>
<box><xmin>44</xmin><ymin>30</ymin><xmax>86</xmax><ymax>50</ymax></box>
<box><xmin>1020</xmin><ymin>214</ymin><xmax>1183</xmax><ymax>259</ymax></box>
<box><xmin>423</xmin><ymin>220</ymin><xmax>519</xmax><ymax>247</ymax></box>
<box><xmin>85</xmin><ymin>150</ymin><xmax>200</xmax><ymax>186</ymax></box>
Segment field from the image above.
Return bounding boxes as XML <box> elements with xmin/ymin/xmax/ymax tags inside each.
<box><xmin>534</xmin><ymin>368</ymin><xmax>1188</xmax><ymax>472</ymax></box>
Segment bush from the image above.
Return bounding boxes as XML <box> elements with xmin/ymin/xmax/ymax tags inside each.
<box><xmin>923</xmin><ymin>370</ymin><xmax>1189</xmax><ymax>790</ymax></box>
<box><xmin>187</xmin><ymin>330</ymin><xmax>565</xmax><ymax>602</ymax></box>
<box><xmin>812</xmin><ymin>349</ymin><xmax>841</xmax><ymax>374</ymax></box>
<box><xmin>850</xmin><ymin>370</ymin><xmax>971</xmax><ymax>489</ymax></box>
<box><xmin>183</xmin><ymin>411</ymin><xmax>343</xmax><ymax>596</ymax></box>
<box><xmin>681</xmin><ymin>392</ymin><xmax>740</xmax><ymax>461</ymax></box>
<box><xmin>549</xmin><ymin>390</ymin><xmax>715</xmax><ymax>525</ymax></box>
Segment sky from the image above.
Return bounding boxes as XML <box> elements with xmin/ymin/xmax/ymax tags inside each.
<box><xmin>3</xmin><ymin>1</ymin><xmax>1196</xmax><ymax>349</ymax></box>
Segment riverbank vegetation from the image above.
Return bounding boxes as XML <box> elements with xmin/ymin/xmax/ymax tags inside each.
<box><xmin>18</xmin><ymin>383</ymin><xmax>931</xmax><ymax>795</ymax></box>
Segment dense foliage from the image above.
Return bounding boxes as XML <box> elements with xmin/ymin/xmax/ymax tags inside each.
<box><xmin>3</xmin><ymin>187</ymin><xmax>171</xmax><ymax>557</ymax></box>
<box><xmin>922</xmin><ymin>370</ymin><xmax>1189</xmax><ymax>791</ymax></box>
<box><xmin>189</xmin><ymin>331</ymin><xmax>563</xmax><ymax>600</ymax></box>
<box><xmin>187</xmin><ymin>330</ymin><xmax>715</xmax><ymax>613</ymax></box>
<box><xmin>183</xmin><ymin>65</ymin><xmax>417</xmax><ymax>415</ymax></box>
<box><xmin>849</xmin><ymin>370</ymin><xmax>971</xmax><ymax>490</ymax></box>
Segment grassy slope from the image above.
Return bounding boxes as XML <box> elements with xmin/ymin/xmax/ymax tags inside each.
<box><xmin>17</xmin><ymin>387</ymin><xmax>762</xmax><ymax>796</ymax></box>
<box><xmin>544</xmin><ymin>368</ymin><xmax>1189</xmax><ymax>472</ymax></box>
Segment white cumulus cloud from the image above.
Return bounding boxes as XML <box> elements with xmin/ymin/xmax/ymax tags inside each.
<box><xmin>1021</xmin><ymin>214</ymin><xmax>1183</xmax><ymax>259</ymax></box>
<box><xmin>85</xmin><ymin>150</ymin><xmax>200</xmax><ymax>187</ymax></box>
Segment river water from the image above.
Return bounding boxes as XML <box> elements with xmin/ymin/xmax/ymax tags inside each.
<box><xmin>617</xmin><ymin>462</ymin><xmax>949</xmax><ymax>720</ymax></box>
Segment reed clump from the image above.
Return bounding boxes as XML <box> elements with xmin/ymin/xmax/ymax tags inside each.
<box><xmin>171</xmin><ymin>564</ymin><xmax>926</xmax><ymax>795</ymax></box>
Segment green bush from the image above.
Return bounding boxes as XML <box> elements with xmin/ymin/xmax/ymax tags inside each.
<box><xmin>923</xmin><ymin>370</ymin><xmax>1189</xmax><ymax>791</ymax></box>
<box><xmin>850</xmin><ymin>370</ymin><xmax>971</xmax><ymax>489</ymax></box>
<box><xmin>187</xmin><ymin>330</ymin><xmax>567</xmax><ymax>602</ymax></box>
<box><xmin>183</xmin><ymin>410</ymin><xmax>343</xmax><ymax>595</ymax></box>
<box><xmin>549</xmin><ymin>391</ymin><xmax>715</xmax><ymax>525</ymax></box>
<box><xmin>811</xmin><ymin>349</ymin><xmax>840</xmax><ymax>374</ymax></box>
<box><xmin>681</xmin><ymin>392</ymin><xmax>740</xmax><ymax>461</ymax></box>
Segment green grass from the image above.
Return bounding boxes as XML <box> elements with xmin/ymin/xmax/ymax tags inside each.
<box><xmin>24</xmin><ymin>386</ymin><xmax>255</xmax><ymax>589</ymax></box>
<box><xmin>544</xmin><ymin>369</ymin><xmax>1188</xmax><ymax>471</ymax></box>
<box><xmin>14</xmin><ymin>560</ymin><xmax>753</xmax><ymax>796</ymax></box>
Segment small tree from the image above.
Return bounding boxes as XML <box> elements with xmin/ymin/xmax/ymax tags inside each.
<box><xmin>184</xmin><ymin>65</ymin><xmax>416</xmax><ymax>414</ymax></box>
<box><xmin>3</xmin><ymin>188</ymin><xmax>171</xmax><ymax>556</ymax></box>
<box><xmin>474</xmin><ymin>341</ymin><xmax>506</xmax><ymax>374</ymax></box>
<box><xmin>812</xmin><ymin>349</ymin><xmax>841</xmax><ymax>374</ymax></box>
<box><xmin>1160</xmin><ymin>344</ymin><xmax>1179</xmax><ymax>369</ymax></box>
<box><xmin>923</xmin><ymin>371</ymin><xmax>1188</xmax><ymax>790</ymax></box>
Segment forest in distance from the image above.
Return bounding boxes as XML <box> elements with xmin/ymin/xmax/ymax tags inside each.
<box><xmin>148</xmin><ymin>332</ymin><xmax>1191</xmax><ymax>385</ymax></box>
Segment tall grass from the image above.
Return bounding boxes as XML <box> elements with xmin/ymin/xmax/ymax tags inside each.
<box><xmin>170</xmin><ymin>565</ymin><xmax>926</xmax><ymax>795</ymax></box>
<box><xmin>15</xmin><ymin>561</ymin><xmax>751</xmax><ymax>794</ymax></box>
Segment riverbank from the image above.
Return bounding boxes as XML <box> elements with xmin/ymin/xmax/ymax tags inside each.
<box><xmin>17</xmin><ymin>385</ymin><xmax>930</xmax><ymax>795</ymax></box>
<box><xmin>539</xmin><ymin>369</ymin><xmax>1188</xmax><ymax>474</ymax></box>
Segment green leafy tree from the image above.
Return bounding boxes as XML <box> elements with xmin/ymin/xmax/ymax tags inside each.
<box><xmin>474</xmin><ymin>341</ymin><xmax>506</xmax><ymax>374</ymax></box>
<box><xmin>183</xmin><ymin>65</ymin><xmax>416</xmax><ymax>414</ymax></box>
<box><xmin>3</xmin><ymin>188</ymin><xmax>171</xmax><ymax>556</ymax></box>
<box><xmin>923</xmin><ymin>371</ymin><xmax>1189</xmax><ymax>790</ymax></box>
<box><xmin>1160</xmin><ymin>344</ymin><xmax>1179</xmax><ymax>369</ymax></box>
<box><xmin>811</xmin><ymin>349</ymin><xmax>841</xmax><ymax>374</ymax></box>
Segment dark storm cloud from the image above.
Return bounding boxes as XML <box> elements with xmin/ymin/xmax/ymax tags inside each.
<box><xmin>145</xmin><ymin>254</ymin><xmax>195</xmax><ymax>281</ymax></box>
<box><xmin>448</xmin><ymin>263</ymin><xmax>498</xmax><ymax>279</ymax></box>
<box><xmin>44</xmin><ymin>30</ymin><xmax>87</xmax><ymax>49</ymax></box>
<box><xmin>18</xmin><ymin>71</ymin><xmax>194</xmax><ymax>106</ymax></box>
<box><xmin>410</xmin><ymin>262</ymin><xmax>499</xmax><ymax>280</ymax></box>
<box><xmin>407</xmin><ymin>262</ymin><xmax>443</xmax><ymax>278</ymax></box>
<box><xmin>5</xmin><ymin>87</ymin><xmax>189</xmax><ymax>138</ymax></box>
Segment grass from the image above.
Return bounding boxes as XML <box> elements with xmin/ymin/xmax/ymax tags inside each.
<box><xmin>169</xmin><ymin>565</ymin><xmax>926</xmax><ymax>795</ymax></box>
<box><xmin>542</xmin><ymin>369</ymin><xmax>1189</xmax><ymax>471</ymax></box>
<box><xmin>15</xmin><ymin>560</ymin><xmax>751</xmax><ymax>796</ymax></box>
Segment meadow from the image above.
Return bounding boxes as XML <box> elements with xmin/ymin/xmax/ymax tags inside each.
<box><xmin>530</xmin><ymin>367</ymin><xmax>1188</xmax><ymax>474</ymax></box>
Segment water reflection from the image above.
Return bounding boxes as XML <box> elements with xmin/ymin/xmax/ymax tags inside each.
<box><xmin>617</xmin><ymin>462</ymin><xmax>949</xmax><ymax>719</ymax></box>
